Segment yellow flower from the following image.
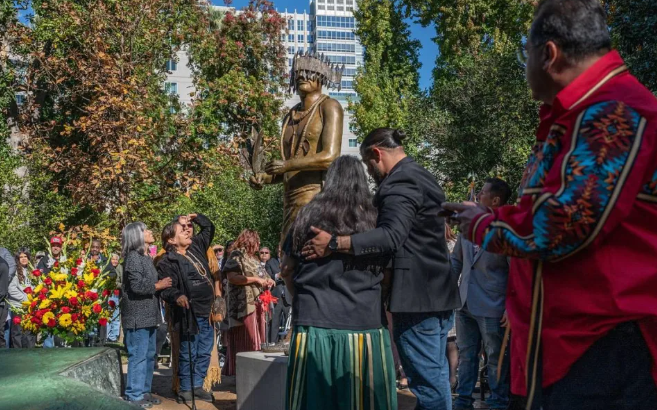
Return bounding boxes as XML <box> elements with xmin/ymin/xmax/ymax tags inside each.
<box><xmin>39</xmin><ymin>298</ymin><xmax>52</xmax><ymax>310</ymax></box>
<box><xmin>59</xmin><ymin>313</ymin><xmax>73</xmax><ymax>328</ymax></box>
<box><xmin>64</xmin><ymin>289</ymin><xmax>78</xmax><ymax>299</ymax></box>
<box><xmin>21</xmin><ymin>300</ymin><xmax>31</xmax><ymax>307</ymax></box>
<box><xmin>82</xmin><ymin>305</ymin><xmax>92</xmax><ymax>317</ymax></box>
<box><xmin>83</xmin><ymin>272</ymin><xmax>95</xmax><ymax>286</ymax></box>
<box><xmin>34</xmin><ymin>284</ymin><xmax>44</xmax><ymax>294</ymax></box>
<box><xmin>42</xmin><ymin>311</ymin><xmax>55</xmax><ymax>325</ymax></box>
<box><xmin>50</xmin><ymin>283</ymin><xmax>73</xmax><ymax>300</ymax></box>
<box><xmin>51</xmin><ymin>273</ymin><xmax>68</xmax><ymax>282</ymax></box>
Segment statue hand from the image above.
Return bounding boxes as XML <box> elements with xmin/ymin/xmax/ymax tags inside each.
<box><xmin>249</xmin><ymin>174</ymin><xmax>267</xmax><ymax>190</ymax></box>
<box><xmin>265</xmin><ymin>160</ymin><xmax>288</xmax><ymax>176</ymax></box>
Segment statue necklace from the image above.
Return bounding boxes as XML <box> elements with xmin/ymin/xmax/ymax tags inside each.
<box><xmin>286</xmin><ymin>94</ymin><xmax>328</xmax><ymax>158</ymax></box>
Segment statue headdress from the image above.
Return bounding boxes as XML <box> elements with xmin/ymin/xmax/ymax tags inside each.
<box><xmin>289</xmin><ymin>50</ymin><xmax>345</xmax><ymax>92</ymax></box>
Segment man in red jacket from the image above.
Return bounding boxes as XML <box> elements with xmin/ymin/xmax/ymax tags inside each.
<box><xmin>444</xmin><ymin>0</ymin><xmax>657</xmax><ymax>409</ymax></box>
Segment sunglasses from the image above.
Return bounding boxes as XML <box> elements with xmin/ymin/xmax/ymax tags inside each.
<box><xmin>214</xmin><ymin>248</ymin><xmax>224</xmax><ymax>252</ymax></box>
<box><xmin>260</xmin><ymin>251</ymin><xmax>270</xmax><ymax>254</ymax></box>
<box><xmin>182</xmin><ymin>223</ymin><xmax>193</xmax><ymax>229</ymax></box>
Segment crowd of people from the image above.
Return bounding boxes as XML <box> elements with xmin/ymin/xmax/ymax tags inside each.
<box><xmin>2</xmin><ymin>1</ymin><xmax>657</xmax><ymax>410</ymax></box>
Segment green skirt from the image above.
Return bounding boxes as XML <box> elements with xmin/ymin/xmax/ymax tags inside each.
<box><xmin>286</xmin><ymin>326</ymin><xmax>398</xmax><ymax>410</ymax></box>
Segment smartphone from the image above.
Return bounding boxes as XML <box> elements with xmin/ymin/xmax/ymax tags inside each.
<box><xmin>149</xmin><ymin>245</ymin><xmax>157</xmax><ymax>257</ymax></box>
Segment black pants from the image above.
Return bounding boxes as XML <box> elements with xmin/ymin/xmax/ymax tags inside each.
<box><xmin>269</xmin><ymin>285</ymin><xmax>290</xmax><ymax>343</ymax></box>
<box><xmin>155</xmin><ymin>322</ymin><xmax>168</xmax><ymax>358</ymax></box>
<box><xmin>542</xmin><ymin>321</ymin><xmax>657</xmax><ymax>410</ymax></box>
<box><xmin>0</xmin><ymin>304</ymin><xmax>9</xmax><ymax>348</ymax></box>
<box><xmin>11</xmin><ymin>321</ymin><xmax>36</xmax><ymax>348</ymax></box>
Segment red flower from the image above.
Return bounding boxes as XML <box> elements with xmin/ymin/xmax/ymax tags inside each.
<box><xmin>113</xmin><ymin>289</ymin><xmax>120</xmax><ymax>296</ymax></box>
<box><xmin>71</xmin><ymin>313</ymin><xmax>79</xmax><ymax>322</ymax></box>
<box><xmin>47</xmin><ymin>318</ymin><xmax>56</xmax><ymax>327</ymax></box>
<box><xmin>102</xmin><ymin>289</ymin><xmax>110</xmax><ymax>298</ymax></box>
<box><xmin>77</xmin><ymin>280</ymin><xmax>85</xmax><ymax>289</ymax></box>
<box><xmin>44</xmin><ymin>277</ymin><xmax>52</xmax><ymax>286</ymax></box>
<box><xmin>92</xmin><ymin>303</ymin><xmax>102</xmax><ymax>314</ymax></box>
<box><xmin>98</xmin><ymin>318</ymin><xmax>108</xmax><ymax>326</ymax></box>
<box><xmin>108</xmin><ymin>300</ymin><xmax>116</xmax><ymax>308</ymax></box>
<box><xmin>54</xmin><ymin>261</ymin><xmax>59</xmax><ymax>268</ymax></box>
<box><xmin>76</xmin><ymin>258</ymin><xmax>83</xmax><ymax>266</ymax></box>
<box><xmin>40</xmin><ymin>287</ymin><xmax>48</xmax><ymax>295</ymax></box>
<box><xmin>71</xmin><ymin>268</ymin><xmax>78</xmax><ymax>276</ymax></box>
<box><xmin>12</xmin><ymin>316</ymin><xmax>21</xmax><ymax>325</ymax></box>
<box><xmin>32</xmin><ymin>269</ymin><xmax>41</xmax><ymax>277</ymax></box>
<box><xmin>38</xmin><ymin>294</ymin><xmax>46</xmax><ymax>301</ymax></box>
<box><xmin>85</xmin><ymin>291</ymin><xmax>98</xmax><ymax>301</ymax></box>
<box><xmin>92</xmin><ymin>268</ymin><xmax>100</xmax><ymax>278</ymax></box>
<box><xmin>61</xmin><ymin>306</ymin><xmax>70</xmax><ymax>314</ymax></box>
<box><xmin>30</xmin><ymin>300</ymin><xmax>37</xmax><ymax>308</ymax></box>
<box><xmin>24</xmin><ymin>287</ymin><xmax>33</xmax><ymax>294</ymax></box>
<box><xmin>31</xmin><ymin>317</ymin><xmax>40</xmax><ymax>324</ymax></box>
<box><xmin>69</xmin><ymin>297</ymin><xmax>79</xmax><ymax>306</ymax></box>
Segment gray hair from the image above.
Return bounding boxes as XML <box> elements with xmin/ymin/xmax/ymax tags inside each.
<box><xmin>121</xmin><ymin>222</ymin><xmax>147</xmax><ymax>258</ymax></box>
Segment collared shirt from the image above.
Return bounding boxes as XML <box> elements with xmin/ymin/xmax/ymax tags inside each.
<box><xmin>469</xmin><ymin>51</ymin><xmax>657</xmax><ymax>398</ymax></box>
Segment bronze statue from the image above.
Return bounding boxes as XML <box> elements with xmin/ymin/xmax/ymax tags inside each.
<box><xmin>251</xmin><ymin>51</ymin><xmax>345</xmax><ymax>240</ymax></box>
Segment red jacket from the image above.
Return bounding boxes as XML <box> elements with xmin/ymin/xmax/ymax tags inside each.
<box><xmin>469</xmin><ymin>51</ymin><xmax>657</xmax><ymax>400</ymax></box>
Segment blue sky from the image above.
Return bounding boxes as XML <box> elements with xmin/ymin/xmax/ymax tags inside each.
<box><xmin>216</xmin><ymin>0</ymin><xmax>437</xmax><ymax>90</ymax></box>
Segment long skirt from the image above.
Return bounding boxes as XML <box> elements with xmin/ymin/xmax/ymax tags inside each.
<box><xmin>286</xmin><ymin>326</ymin><xmax>398</xmax><ymax>410</ymax></box>
<box><xmin>223</xmin><ymin>303</ymin><xmax>266</xmax><ymax>376</ymax></box>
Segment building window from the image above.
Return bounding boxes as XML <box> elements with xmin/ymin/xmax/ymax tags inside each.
<box><xmin>297</xmin><ymin>20</ymin><xmax>304</xmax><ymax>31</ymax></box>
<box><xmin>342</xmin><ymin>68</ymin><xmax>358</xmax><ymax>76</ymax></box>
<box><xmin>15</xmin><ymin>94</ymin><xmax>25</xmax><ymax>106</ymax></box>
<box><xmin>288</xmin><ymin>46</ymin><xmax>295</xmax><ymax>54</ymax></box>
<box><xmin>341</xmin><ymin>80</ymin><xmax>354</xmax><ymax>89</ymax></box>
<box><xmin>337</xmin><ymin>6</ymin><xmax>344</xmax><ymax>10</ymax></box>
<box><xmin>288</xmin><ymin>34</ymin><xmax>294</xmax><ymax>42</ymax></box>
<box><xmin>298</xmin><ymin>34</ymin><xmax>304</xmax><ymax>42</ymax></box>
<box><xmin>318</xmin><ymin>5</ymin><xmax>325</xmax><ymax>9</ymax></box>
<box><xmin>164</xmin><ymin>82</ymin><xmax>178</xmax><ymax>95</ymax></box>
<box><xmin>327</xmin><ymin>5</ymin><xmax>334</xmax><ymax>10</ymax></box>
<box><xmin>316</xmin><ymin>42</ymin><xmax>355</xmax><ymax>53</ymax></box>
<box><xmin>326</xmin><ymin>55</ymin><xmax>356</xmax><ymax>64</ymax></box>
<box><xmin>307</xmin><ymin>35</ymin><xmax>314</xmax><ymax>43</ymax></box>
<box><xmin>288</xmin><ymin>19</ymin><xmax>295</xmax><ymax>31</ymax></box>
<box><xmin>348</xmin><ymin>139</ymin><xmax>358</xmax><ymax>148</ymax></box>
<box><xmin>346</xmin><ymin>6</ymin><xmax>354</xmax><ymax>11</ymax></box>
<box><xmin>317</xmin><ymin>30</ymin><xmax>356</xmax><ymax>41</ymax></box>
<box><xmin>166</xmin><ymin>60</ymin><xmax>177</xmax><ymax>71</ymax></box>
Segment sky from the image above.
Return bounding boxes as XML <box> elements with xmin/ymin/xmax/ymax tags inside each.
<box><xmin>215</xmin><ymin>0</ymin><xmax>438</xmax><ymax>90</ymax></box>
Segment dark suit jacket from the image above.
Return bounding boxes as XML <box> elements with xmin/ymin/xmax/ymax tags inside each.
<box><xmin>351</xmin><ymin>157</ymin><xmax>460</xmax><ymax>313</ymax></box>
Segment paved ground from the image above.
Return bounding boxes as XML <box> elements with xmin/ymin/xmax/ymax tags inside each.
<box><xmin>139</xmin><ymin>364</ymin><xmax>492</xmax><ymax>410</ymax></box>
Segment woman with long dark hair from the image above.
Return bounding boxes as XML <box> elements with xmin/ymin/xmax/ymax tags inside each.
<box><xmin>157</xmin><ymin>213</ymin><xmax>219</xmax><ymax>404</ymax></box>
<box><xmin>222</xmin><ymin>229</ymin><xmax>275</xmax><ymax>376</ymax></box>
<box><xmin>8</xmin><ymin>247</ymin><xmax>37</xmax><ymax>348</ymax></box>
<box><xmin>281</xmin><ymin>155</ymin><xmax>397</xmax><ymax>410</ymax></box>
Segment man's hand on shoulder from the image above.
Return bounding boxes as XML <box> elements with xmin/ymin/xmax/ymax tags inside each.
<box><xmin>301</xmin><ymin>226</ymin><xmax>333</xmax><ymax>260</ymax></box>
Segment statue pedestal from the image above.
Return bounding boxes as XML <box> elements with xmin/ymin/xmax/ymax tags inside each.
<box><xmin>236</xmin><ymin>351</ymin><xmax>287</xmax><ymax>410</ymax></box>
<box><xmin>0</xmin><ymin>347</ymin><xmax>132</xmax><ymax>410</ymax></box>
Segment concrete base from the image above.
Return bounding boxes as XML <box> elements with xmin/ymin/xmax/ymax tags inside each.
<box><xmin>236</xmin><ymin>351</ymin><xmax>287</xmax><ymax>410</ymax></box>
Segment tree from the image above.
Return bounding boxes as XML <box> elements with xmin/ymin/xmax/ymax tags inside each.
<box><xmin>187</xmin><ymin>0</ymin><xmax>288</xmax><ymax>143</ymax></box>
<box><xmin>349</xmin><ymin>0</ymin><xmax>421</xmax><ymax>145</ymax></box>
<box><xmin>9</xmin><ymin>0</ymin><xmax>207</xmax><ymax>229</ymax></box>
<box><xmin>398</xmin><ymin>0</ymin><xmax>535</xmax><ymax>64</ymax></box>
<box><xmin>409</xmin><ymin>47</ymin><xmax>538</xmax><ymax>201</ymax></box>
<box><xmin>607</xmin><ymin>0</ymin><xmax>657</xmax><ymax>92</ymax></box>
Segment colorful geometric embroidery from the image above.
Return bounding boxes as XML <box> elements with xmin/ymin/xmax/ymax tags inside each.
<box><xmin>640</xmin><ymin>169</ymin><xmax>657</xmax><ymax>199</ymax></box>
<box><xmin>483</xmin><ymin>101</ymin><xmax>644</xmax><ymax>260</ymax></box>
<box><xmin>518</xmin><ymin>125</ymin><xmax>566</xmax><ymax>196</ymax></box>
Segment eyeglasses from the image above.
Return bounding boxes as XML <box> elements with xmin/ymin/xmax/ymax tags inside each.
<box><xmin>260</xmin><ymin>251</ymin><xmax>270</xmax><ymax>254</ymax></box>
<box><xmin>214</xmin><ymin>248</ymin><xmax>224</xmax><ymax>252</ymax></box>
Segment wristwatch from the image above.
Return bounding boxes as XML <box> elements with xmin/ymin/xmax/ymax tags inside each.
<box><xmin>328</xmin><ymin>234</ymin><xmax>339</xmax><ymax>252</ymax></box>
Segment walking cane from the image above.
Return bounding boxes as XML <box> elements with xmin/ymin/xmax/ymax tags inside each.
<box><xmin>182</xmin><ymin>309</ymin><xmax>197</xmax><ymax>410</ymax></box>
